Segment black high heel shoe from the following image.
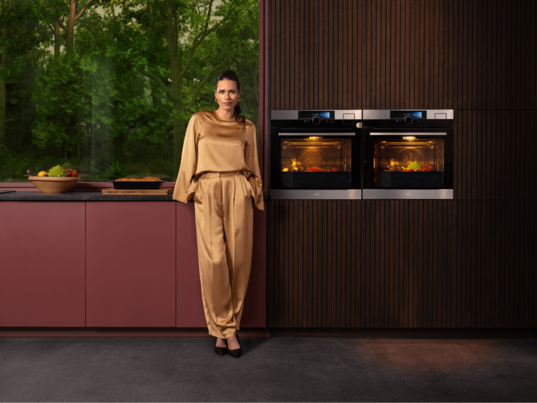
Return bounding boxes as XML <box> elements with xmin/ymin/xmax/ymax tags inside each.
<box><xmin>227</xmin><ymin>333</ymin><xmax>242</xmax><ymax>359</ymax></box>
<box><xmin>215</xmin><ymin>338</ymin><xmax>228</xmax><ymax>356</ymax></box>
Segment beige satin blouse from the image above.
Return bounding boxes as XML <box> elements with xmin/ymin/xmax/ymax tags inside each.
<box><xmin>173</xmin><ymin>110</ymin><xmax>264</xmax><ymax>210</ymax></box>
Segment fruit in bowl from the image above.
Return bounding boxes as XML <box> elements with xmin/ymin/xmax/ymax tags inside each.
<box><xmin>28</xmin><ymin>165</ymin><xmax>80</xmax><ymax>194</ymax></box>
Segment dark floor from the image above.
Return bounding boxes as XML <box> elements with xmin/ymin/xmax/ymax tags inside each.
<box><xmin>0</xmin><ymin>337</ymin><xmax>536</xmax><ymax>402</ymax></box>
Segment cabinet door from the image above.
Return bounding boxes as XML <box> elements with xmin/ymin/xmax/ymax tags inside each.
<box><xmin>0</xmin><ymin>202</ymin><xmax>85</xmax><ymax>327</ymax></box>
<box><xmin>176</xmin><ymin>202</ymin><xmax>266</xmax><ymax>328</ymax></box>
<box><xmin>176</xmin><ymin>202</ymin><xmax>205</xmax><ymax>326</ymax></box>
<box><xmin>86</xmin><ymin>202</ymin><xmax>175</xmax><ymax>327</ymax></box>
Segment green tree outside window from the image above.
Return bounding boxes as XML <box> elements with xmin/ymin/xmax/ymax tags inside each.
<box><xmin>0</xmin><ymin>0</ymin><xmax>259</xmax><ymax>182</ymax></box>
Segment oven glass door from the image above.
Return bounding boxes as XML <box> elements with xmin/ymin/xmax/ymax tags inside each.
<box><xmin>278</xmin><ymin>134</ymin><xmax>355</xmax><ymax>189</ymax></box>
<box><xmin>364</xmin><ymin>130</ymin><xmax>453</xmax><ymax>190</ymax></box>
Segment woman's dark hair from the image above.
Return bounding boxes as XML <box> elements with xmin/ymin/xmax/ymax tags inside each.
<box><xmin>215</xmin><ymin>70</ymin><xmax>245</xmax><ymax>124</ymax></box>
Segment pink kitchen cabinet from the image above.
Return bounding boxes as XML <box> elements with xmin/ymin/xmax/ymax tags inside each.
<box><xmin>0</xmin><ymin>202</ymin><xmax>85</xmax><ymax>327</ymax></box>
<box><xmin>86</xmin><ymin>202</ymin><xmax>176</xmax><ymax>327</ymax></box>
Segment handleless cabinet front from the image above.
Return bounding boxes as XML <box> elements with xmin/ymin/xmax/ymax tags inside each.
<box><xmin>0</xmin><ymin>202</ymin><xmax>85</xmax><ymax>327</ymax></box>
<box><xmin>176</xmin><ymin>202</ymin><xmax>205</xmax><ymax>326</ymax></box>
<box><xmin>86</xmin><ymin>202</ymin><xmax>176</xmax><ymax>327</ymax></box>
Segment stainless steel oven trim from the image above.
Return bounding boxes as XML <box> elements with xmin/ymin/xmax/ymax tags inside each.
<box><xmin>363</xmin><ymin>109</ymin><xmax>454</xmax><ymax>120</ymax></box>
<box><xmin>370</xmin><ymin>132</ymin><xmax>447</xmax><ymax>136</ymax></box>
<box><xmin>363</xmin><ymin>189</ymin><xmax>453</xmax><ymax>199</ymax></box>
<box><xmin>278</xmin><ymin>132</ymin><xmax>356</xmax><ymax>136</ymax></box>
<box><xmin>272</xmin><ymin>110</ymin><xmax>299</xmax><ymax>120</ymax></box>
<box><xmin>334</xmin><ymin>110</ymin><xmax>362</xmax><ymax>120</ymax></box>
<box><xmin>272</xmin><ymin>110</ymin><xmax>363</xmax><ymax>120</ymax></box>
<box><xmin>272</xmin><ymin>189</ymin><xmax>362</xmax><ymax>200</ymax></box>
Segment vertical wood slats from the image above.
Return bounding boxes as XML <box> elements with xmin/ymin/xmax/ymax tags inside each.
<box><xmin>269</xmin><ymin>0</ymin><xmax>537</xmax><ymax>110</ymax></box>
<box><xmin>454</xmin><ymin>111</ymin><xmax>537</xmax><ymax>200</ymax></box>
<box><xmin>267</xmin><ymin>200</ymin><xmax>537</xmax><ymax>328</ymax></box>
<box><xmin>270</xmin><ymin>0</ymin><xmax>368</xmax><ymax>109</ymax></box>
<box><xmin>267</xmin><ymin>0</ymin><xmax>537</xmax><ymax>328</ymax></box>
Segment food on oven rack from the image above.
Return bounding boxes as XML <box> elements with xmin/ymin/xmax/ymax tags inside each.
<box><xmin>304</xmin><ymin>166</ymin><xmax>339</xmax><ymax>172</ymax></box>
<box><xmin>396</xmin><ymin>149</ymin><xmax>425</xmax><ymax>167</ymax></box>
<box><xmin>306</xmin><ymin>166</ymin><xmax>321</xmax><ymax>172</ymax></box>
<box><xmin>299</xmin><ymin>149</ymin><xmax>325</xmax><ymax>169</ymax></box>
<box><xmin>115</xmin><ymin>176</ymin><xmax>162</xmax><ymax>181</ymax></box>
<box><xmin>282</xmin><ymin>167</ymin><xmax>304</xmax><ymax>172</ymax></box>
<box><xmin>388</xmin><ymin>161</ymin><xmax>434</xmax><ymax>172</ymax></box>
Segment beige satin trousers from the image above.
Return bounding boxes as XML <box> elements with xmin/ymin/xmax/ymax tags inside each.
<box><xmin>193</xmin><ymin>171</ymin><xmax>254</xmax><ymax>339</ymax></box>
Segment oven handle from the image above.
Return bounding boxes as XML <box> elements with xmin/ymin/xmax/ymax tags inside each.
<box><xmin>370</xmin><ymin>132</ymin><xmax>447</xmax><ymax>136</ymax></box>
<box><xmin>278</xmin><ymin>132</ymin><xmax>356</xmax><ymax>136</ymax></box>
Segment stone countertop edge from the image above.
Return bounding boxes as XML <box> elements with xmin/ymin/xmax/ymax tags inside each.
<box><xmin>0</xmin><ymin>191</ymin><xmax>174</xmax><ymax>201</ymax></box>
<box><xmin>0</xmin><ymin>191</ymin><xmax>271</xmax><ymax>202</ymax></box>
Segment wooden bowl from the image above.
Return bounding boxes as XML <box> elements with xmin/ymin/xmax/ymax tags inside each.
<box><xmin>29</xmin><ymin>176</ymin><xmax>80</xmax><ymax>194</ymax></box>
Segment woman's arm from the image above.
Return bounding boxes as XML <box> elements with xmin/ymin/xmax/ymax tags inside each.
<box><xmin>244</xmin><ymin>124</ymin><xmax>264</xmax><ymax>211</ymax></box>
<box><xmin>173</xmin><ymin>114</ymin><xmax>200</xmax><ymax>203</ymax></box>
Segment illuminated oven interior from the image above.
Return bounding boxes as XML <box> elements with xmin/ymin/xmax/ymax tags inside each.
<box><xmin>280</xmin><ymin>137</ymin><xmax>352</xmax><ymax>173</ymax></box>
<box><xmin>373</xmin><ymin>137</ymin><xmax>445</xmax><ymax>188</ymax></box>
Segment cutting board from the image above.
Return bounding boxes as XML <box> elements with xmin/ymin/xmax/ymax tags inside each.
<box><xmin>102</xmin><ymin>189</ymin><xmax>173</xmax><ymax>195</ymax></box>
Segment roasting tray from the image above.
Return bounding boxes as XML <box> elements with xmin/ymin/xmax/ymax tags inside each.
<box><xmin>110</xmin><ymin>180</ymin><xmax>165</xmax><ymax>189</ymax></box>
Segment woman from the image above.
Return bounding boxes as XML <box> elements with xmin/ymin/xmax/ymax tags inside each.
<box><xmin>173</xmin><ymin>70</ymin><xmax>263</xmax><ymax>358</ymax></box>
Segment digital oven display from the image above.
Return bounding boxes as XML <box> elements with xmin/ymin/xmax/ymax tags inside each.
<box><xmin>298</xmin><ymin>111</ymin><xmax>333</xmax><ymax>119</ymax></box>
<box><xmin>391</xmin><ymin>111</ymin><xmax>424</xmax><ymax>119</ymax></box>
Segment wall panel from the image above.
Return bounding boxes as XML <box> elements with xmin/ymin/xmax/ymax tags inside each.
<box><xmin>453</xmin><ymin>111</ymin><xmax>537</xmax><ymax>200</ymax></box>
<box><xmin>270</xmin><ymin>0</ymin><xmax>537</xmax><ymax>110</ymax></box>
<box><xmin>268</xmin><ymin>0</ymin><xmax>536</xmax><ymax>328</ymax></box>
<box><xmin>267</xmin><ymin>200</ymin><xmax>537</xmax><ymax>328</ymax></box>
<box><xmin>269</xmin><ymin>0</ymin><xmax>368</xmax><ymax>109</ymax></box>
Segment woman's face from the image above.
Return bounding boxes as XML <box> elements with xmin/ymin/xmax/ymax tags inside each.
<box><xmin>215</xmin><ymin>79</ymin><xmax>240</xmax><ymax>112</ymax></box>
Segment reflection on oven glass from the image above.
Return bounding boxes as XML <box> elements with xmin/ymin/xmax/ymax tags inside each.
<box><xmin>374</xmin><ymin>138</ymin><xmax>445</xmax><ymax>188</ymax></box>
<box><xmin>280</xmin><ymin>137</ymin><xmax>352</xmax><ymax>173</ymax></box>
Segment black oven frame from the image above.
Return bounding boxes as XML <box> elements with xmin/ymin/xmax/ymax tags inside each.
<box><xmin>270</xmin><ymin>110</ymin><xmax>363</xmax><ymax>200</ymax></box>
<box><xmin>362</xmin><ymin>109</ymin><xmax>454</xmax><ymax>199</ymax></box>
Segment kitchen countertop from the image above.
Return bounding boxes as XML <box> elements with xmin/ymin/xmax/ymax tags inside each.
<box><xmin>0</xmin><ymin>191</ymin><xmax>270</xmax><ymax>202</ymax></box>
<box><xmin>0</xmin><ymin>191</ymin><xmax>174</xmax><ymax>201</ymax></box>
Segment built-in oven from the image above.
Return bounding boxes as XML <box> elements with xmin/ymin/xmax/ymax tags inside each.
<box><xmin>363</xmin><ymin>109</ymin><xmax>454</xmax><ymax>199</ymax></box>
<box><xmin>270</xmin><ymin>110</ymin><xmax>362</xmax><ymax>199</ymax></box>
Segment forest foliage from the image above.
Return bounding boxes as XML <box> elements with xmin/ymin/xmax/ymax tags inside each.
<box><xmin>0</xmin><ymin>0</ymin><xmax>259</xmax><ymax>181</ymax></box>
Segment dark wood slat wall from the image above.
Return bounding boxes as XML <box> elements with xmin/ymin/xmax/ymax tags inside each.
<box><xmin>267</xmin><ymin>0</ymin><xmax>537</xmax><ymax>328</ymax></box>
<box><xmin>268</xmin><ymin>200</ymin><xmax>536</xmax><ymax>328</ymax></box>
<box><xmin>270</xmin><ymin>0</ymin><xmax>368</xmax><ymax>109</ymax></box>
<box><xmin>270</xmin><ymin>0</ymin><xmax>537</xmax><ymax>110</ymax></box>
<box><xmin>455</xmin><ymin>111</ymin><xmax>537</xmax><ymax>200</ymax></box>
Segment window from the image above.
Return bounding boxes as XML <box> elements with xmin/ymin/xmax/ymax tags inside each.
<box><xmin>0</xmin><ymin>0</ymin><xmax>259</xmax><ymax>182</ymax></box>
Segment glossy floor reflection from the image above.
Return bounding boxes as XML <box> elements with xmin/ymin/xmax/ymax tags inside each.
<box><xmin>0</xmin><ymin>337</ymin><xmax>536</xmax><ymax>402</ymax></box>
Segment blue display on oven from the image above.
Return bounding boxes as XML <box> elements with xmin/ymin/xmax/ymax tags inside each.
<box><xmin>298</xmin><ymin>111</ymin><xmax>334</xmax><ymax>119</ymax></box>
<box><xmin>391</xmin><ymin>110</ymin><xmax>425</xmax><ymax>119</ymax></box>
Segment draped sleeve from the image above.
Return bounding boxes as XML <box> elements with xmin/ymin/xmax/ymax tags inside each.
<box><xmin>172</xmin><ymin>112</ymin><xmax>201</xmax><ymax>203</ymax></box>
<box><xmin>244</xmin><ymin>123</ymin><xmax>264</xmax><ymax>211</ymax></box>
